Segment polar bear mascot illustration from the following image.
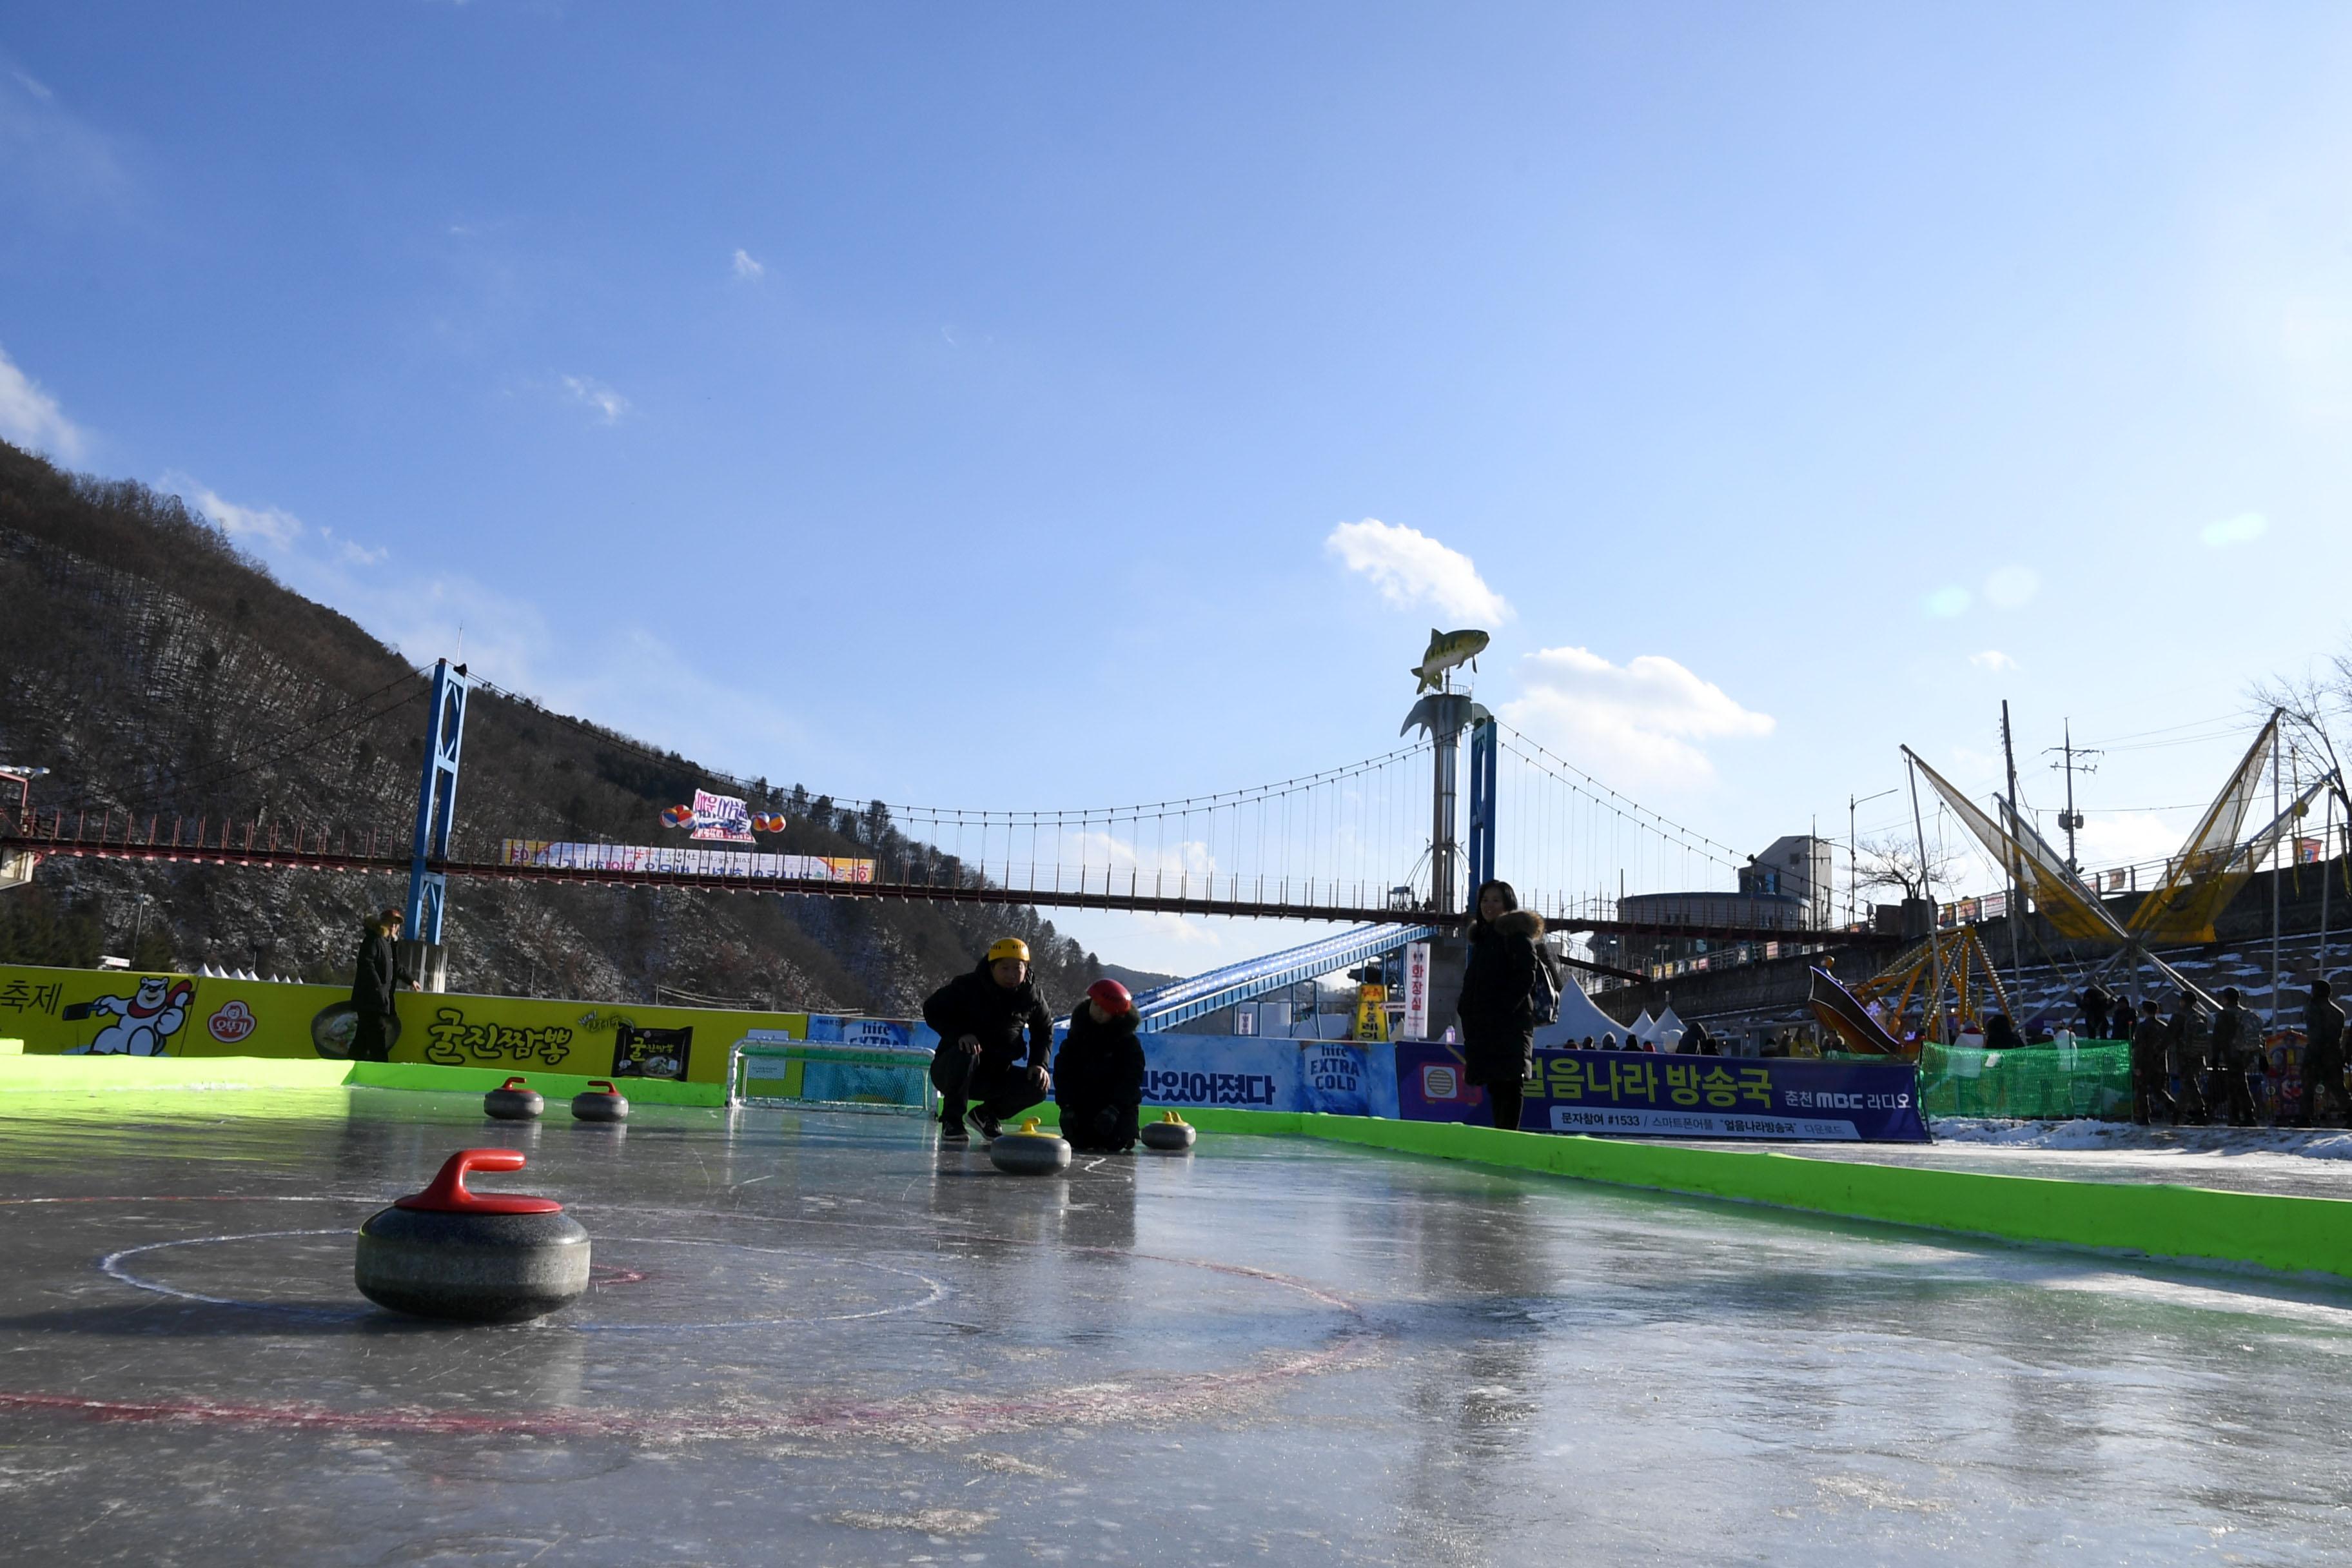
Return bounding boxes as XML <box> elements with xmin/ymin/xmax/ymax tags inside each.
<box><xmin>63</xmin><ymin>976</ymin><xmax>195</xmax><ymax>1056</ymax></box>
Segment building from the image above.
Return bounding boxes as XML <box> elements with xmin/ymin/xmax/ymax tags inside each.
<box><xmin>1738</xmin><ymin>835</ymin><xmax>1834</xmax><ymax>929</ymax></box>
<box><xmin>1587</xmin><ymin>832</ymin><xmax>1834</xmax><ymax>974</ymax></box>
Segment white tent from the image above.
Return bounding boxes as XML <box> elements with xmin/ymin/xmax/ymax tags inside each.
<box><xmin>1533</xmin><ymin>977</ymin><xmax>1637</xmax><ymax>1050</ymax></box>
<box><xmin>1651</xmin><ymin>1005</ymin><xmax>1686</xmax><ymax>1053</ymax></box>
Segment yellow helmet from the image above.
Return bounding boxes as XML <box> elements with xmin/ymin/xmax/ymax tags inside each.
<box><xmin>986</xmin><ymin>937</ymin><xmax>1031</xmax><ymax>964</ymax></box>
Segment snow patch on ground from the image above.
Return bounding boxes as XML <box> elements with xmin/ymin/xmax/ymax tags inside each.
<box><xmin>1933</xmin><ymin>1118</ymin><xmax>2352</xmax><ymax>1162</ymax></box>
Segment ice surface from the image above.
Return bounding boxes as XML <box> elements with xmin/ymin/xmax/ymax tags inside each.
<box><xmin>4</xmin><ymin>1086</ymin><xmax>2352</xmax><ymax>1564</ymax></box>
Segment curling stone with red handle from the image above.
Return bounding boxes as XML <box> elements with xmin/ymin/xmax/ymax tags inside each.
<box><xmin>484</xmin><ymin>1075</ymin><xmax>544</xmax><ymax>1121</ymax></box>
<box><xmin>355</xmin><ymin>1148</ymin><xmax>591</xmax><ymax>1323</ymax></box>
<box><xmin>571</xmin><ymin>1079</ymin><xmax>629</xmax><ymax>1122</ymax></box>
<box><xmin>1140</xmin><ymin>1110</ymin><xmax>1197</xmax><ymax>1152</ymax></box>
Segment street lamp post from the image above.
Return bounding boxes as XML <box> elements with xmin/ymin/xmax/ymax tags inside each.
<box><xmin>1850</xmin><ymin>787</ymin><xmax>1899</xmax><ymax>927</ymax></box>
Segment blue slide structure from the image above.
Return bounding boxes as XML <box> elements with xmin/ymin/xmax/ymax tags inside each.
<box><xmin>1128</xmin><ymin>923</ymin><xmax>1439</xmax><ymax>1034</ymax></box>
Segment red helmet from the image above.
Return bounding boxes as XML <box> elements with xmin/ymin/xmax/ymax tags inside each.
<box><xmin>1086</xmin><ymin>979</ymin><xmax>1133</xmax><ymax>1015</ymax></box>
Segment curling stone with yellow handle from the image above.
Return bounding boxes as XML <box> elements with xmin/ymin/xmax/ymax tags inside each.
<box><xmin>988</xmin><ymin>1117</ymin><xmax>1072</xmax><ymax>1175</ymax></box>
<box><xmin>1140</xmin><ymin>1110</ymin><xmax>1197</xmax><ymax>1152</ymax></box>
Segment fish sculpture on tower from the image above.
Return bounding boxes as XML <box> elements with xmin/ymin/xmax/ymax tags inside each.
<box><xmin>1410</xmin><ymin>628</ymin><xmax>1489</xmax><ymax>692</ymax></box>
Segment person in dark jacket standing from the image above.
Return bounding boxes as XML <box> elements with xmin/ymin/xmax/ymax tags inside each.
<box><xmin>2298</xmin><ymin>977</ymin><xmax>2347</xmax><ymax>1128</ymax></box>
<box><xmin>2128</xmin><ymin>999</ymin><xmax>2173</xmax><ymax>1125</ymax></box>
<box><xmin>348</xmin><ymin>907</ymin><xmax>412</xmax><ymax>1063</ymax></box>
<box><xmin>2208</xmin><ymin>986</ymin><xmax>2257</xmax><ymax>1127</ymax></box>
<box><xmin>1055</xmin><ymin>979</ymin><xmax>1148</xmax><ymax>1153</ymax></box>
<box><xmin>2079</xmin><ymin>983</ymin><xmax>2115</xmax><ymax>1042</ymax></box>
<box><xmin>1453</xmin><ymin>879</ymin><xmax>1546</xmax><ymax>1132</ymax></box>
<box><xmin>923</xmin><ymin>937</ymin><xmax>1055</xmax><ymax>1141</ymax></box>
<box><xmin>2168</xmin><ymin>989</ymin><xmax>2208</xmax><ymax>1125</ymax></box>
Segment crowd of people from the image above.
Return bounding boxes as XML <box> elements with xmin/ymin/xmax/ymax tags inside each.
<box><xmin>920</xmin><ymin>937</ymin><xmax>1148</xmax><ymax>1151</ymax></box>
<box><xmin>2114</xmin><ymin>976</ymin><xmax>2348</xmax><ymax>1130</ymax></box>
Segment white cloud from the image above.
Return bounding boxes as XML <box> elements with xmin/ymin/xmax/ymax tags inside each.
<box><xmin>1968</xmin><ymin>650</ymin><xmax>2017</xmax><ymax>672</ymax></box>
<box><xmin>2200</xmin><ymin>511</ymin><xmax>2269</xmax><ymax>547</ymax></box>
<box><xmin>172</xmin><ymin>476</ymin><xmax>304</xmax><ymax>549</ymax></box>
<box><xmin>1325</xmin><ymin>518</ymin><xmax>1511</xmax><ymax>624</ymax></box>
<box><xmin>0</xmin><ymin>343</ymin><xmax>88</xmax><ymax>460</ymax></box>
<box><xmin>1924</xmin><ymin>585</ymin><xmax>1972</xmax><ymax>618</ymax></box>
<box><xmin>1983</xmin><ymin>565</ymin><xmax>2040</xmax><ymax>609</ymax></box>
<box><xmin>731</xmin><ymin>248</ymin><xmax>765</xmax><ymax>282</ymax></box>
<box><xmin>560</xmin><ymin>375</ymin><xmax>630</xmax><ymax>425</ymax></box>
<box><xmin>1500</xmin><ymin>645</ymin><xmax>1773</xmax><ymax>787</ymax></box>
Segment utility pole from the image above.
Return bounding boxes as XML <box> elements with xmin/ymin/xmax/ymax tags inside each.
<box><xmin>2001</xmin><ymin>701</ymin><xmax>2024</xmax><ymax>981</ymax></box>
<box><xmin>1850</xmin><ymin>787</ymin><xmax>1898</xmax><ymax>927</ymax></box>
<box><xmin>1908</xmin><ymin>758</ymin><xmax>1944</xmax><ymax>1045</ymax></box>
<box><xmin>2043</xmin><ymin>718</ymin><xmax>2101</xmax><ymax>874</ymax></box>
<box><xmin>2273</xmin><ymin>738</ymin><xmax>2284</xmax><ymax>1026</ymax></box>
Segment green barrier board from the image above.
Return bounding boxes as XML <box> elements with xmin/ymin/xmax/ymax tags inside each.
<box><xmin>10</xmin><ymin>1056</ymin><xmax>2350</xmax><ymax>1281</ymax></box>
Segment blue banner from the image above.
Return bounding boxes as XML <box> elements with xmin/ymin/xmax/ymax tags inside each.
<box><xmin>1395</xmin><ymin>1043</ymin><xmax>1928</xmax><ymax>1143</ymax></box>
<box><xmin>1130</xmin><ymin>1035</ymin><xmax>1400</xmax><ymax>1117</ymax></box>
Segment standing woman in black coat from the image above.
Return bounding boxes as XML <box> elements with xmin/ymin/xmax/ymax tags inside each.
<box><xmin>1454</xmin><ymin>879</ymin><xmax>1546</xmax><ymax>1131</ymax></box>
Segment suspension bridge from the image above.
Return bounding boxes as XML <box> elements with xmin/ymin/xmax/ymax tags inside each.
<box><xmin>0</xmin><ymin>659</ymin><xmax>1889</xmax><ymax>1017</ymax></box>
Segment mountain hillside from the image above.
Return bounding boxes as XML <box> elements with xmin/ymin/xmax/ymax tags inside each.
<box><xmin>0</xmin><ymin>441</ymin><xmax>1113</xmax><ymax>1015</ymax></box>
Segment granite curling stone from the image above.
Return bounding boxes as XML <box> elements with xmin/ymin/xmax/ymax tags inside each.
<box><xmin>1140</xmin><ymin>1110</ymin><xmax>1197</xmax><ymax>1152</ymax></box>
<box><xmin>987</xmin><ymin>1117</ymin><xmax>1072</xmax><ymax>1175</ymax></box>
<box><xmin>484</xmin><ymin>1075</ymin><xmax>544</xmax><ymax>1121</ymax></box>
<box><xmin>355</xmin><ymin>1148</ymin><xmax>591</xmax><ymax>1324</ymax></box>
<box><xmin>571</xmin><ymin>1079</ymin><xmax>629</xmax><ymax>1122</ymax></box>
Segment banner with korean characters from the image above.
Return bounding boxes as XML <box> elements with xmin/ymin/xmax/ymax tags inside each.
<box><xmin>0</xmin><ymin>961</ymin><xmax>819</xmax><ymax>1088</ymax></box>
<box><xmin>1395</xmin><ymin>1041</ymin><xmax>1929</xmax><ymax>1143</ymax></box>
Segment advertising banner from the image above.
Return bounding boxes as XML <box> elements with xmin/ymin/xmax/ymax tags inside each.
<box><xmin>1395</xmin><ymin>1042</ymin><xmax>1928</xmax><ymax>1142</ymax></box>
<box><xmin>690</xmin><ymin>788</ymin><xmax>756</xmax><ymax>844</ymax></box>
<box><xmin>1134</xmin><ymin>1034</ymin><xmax>1400</xmax><ymax>1118</ymax></box>
<box><xmin>1402</xmin><ymin>943</ymin><xmax>1431</xmax><ymax>1040</ymax></box>
<box><xmin>0</xmin><ymin>961</ymin><xmax>812</xmax><ymax>1086</ymax></box>
<box><xmin>1354</xmin><ymin>984</ymin><xmax>1389</xmax><ymax>1043</ymax></box>
<box><xmin>500</xmin><ymin>840</ymin><xmax>875</xmax><ymax>883</ymax></box>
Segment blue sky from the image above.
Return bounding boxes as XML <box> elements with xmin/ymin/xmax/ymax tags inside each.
<box><xmin>5</xmin><ymin>5</ymin><xmax>2351</xmax><ymax>974</ymax></box>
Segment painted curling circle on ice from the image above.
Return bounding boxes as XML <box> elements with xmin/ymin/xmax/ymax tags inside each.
<box><xmin>6</xmin><ymin>1191</ymin><xmax>1372</xmax><ymax>1442</ymax></box>
<box><xmin>98</xmin><ymin>1230</ymin><xmax>950</xmax><ymax>1331</ymax></box>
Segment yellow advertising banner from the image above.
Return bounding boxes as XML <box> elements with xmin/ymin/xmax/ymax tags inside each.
<box><xmin>0</xmin><ymin>963</ymin><xmax>812</xmax><ymax>1086</ymax></box>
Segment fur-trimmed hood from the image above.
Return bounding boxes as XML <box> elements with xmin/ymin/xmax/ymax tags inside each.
<box><xmin>1487</xmin><ymin>908</ymin><xmax>1545</xmax><ymax>941</ymax></box>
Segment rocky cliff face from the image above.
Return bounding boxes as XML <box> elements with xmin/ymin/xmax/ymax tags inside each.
<box><xmin>0</xmin><ymin>442</ymin><xmax>1112</xmax><ymax>1014</ymax></box>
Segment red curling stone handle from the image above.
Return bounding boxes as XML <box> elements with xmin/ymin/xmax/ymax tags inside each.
<box><xmin>500</xmin><ymin>1076</ymin><xmax>530</xmax><ymax>1090</ymax></box>
<box><xmin>587</xmin><ymin>1080</ymin><xmax>618</xmax><ymax>1094</ymax></box>
<box><xmin>394</xmin><ymin>1148</ymin><xmax>564</xmax><ymax>1215</ymax></box>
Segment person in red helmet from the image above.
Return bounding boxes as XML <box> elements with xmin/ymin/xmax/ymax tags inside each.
<box><xmin>1054</xmin><ymin>978</ymin><xmax>1148</xmax><ymax>1153</ymax></box>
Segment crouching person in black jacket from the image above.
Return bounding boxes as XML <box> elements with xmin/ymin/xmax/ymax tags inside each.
<box><xmin>1056</xmin><ymin>979</ymin><xmax>1147</xmax><ymax>1152</ymax></box>
<box><xmin>923</xmin><ymin>937</ymin><xmax>1055</xmax><ymax>1141</ymax></box>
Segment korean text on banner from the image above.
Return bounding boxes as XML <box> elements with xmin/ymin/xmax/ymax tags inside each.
<box><xmin>1402</xmin><ymin>943</ymin><xmax>1431</xmax><ymax>1041</ymax></box>
<box><xmin>500</xmin><ymin>841</ymin><xmax>874</xmax><ymax>883</ymax></box>
<box><xmin>691</xmin><ymin>789</ymin><xmax>756</xmax><ymax>844</ymax></box>
<box><xmin>1395</xmin><ymin>1043</ymin><xmax>1928</xmax><ymax>1143</ymax></box>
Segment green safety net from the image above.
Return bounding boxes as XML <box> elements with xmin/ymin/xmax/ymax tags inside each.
<box><xmin>1917</xmin><ymin>1041</ymin><xmax>2133</xmax><ymax>1121</ymax></box>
